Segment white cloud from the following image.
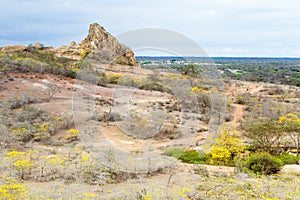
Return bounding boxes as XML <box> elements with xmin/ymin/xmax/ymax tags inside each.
<box><xmin>0</xmin><ymin>0</ymin><xmax>300</xmax><ymax>56</ymax></box>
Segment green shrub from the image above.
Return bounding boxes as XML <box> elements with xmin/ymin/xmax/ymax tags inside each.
<box><xmin>139</xmin><ymin>82</ymin><xmax>170</xmax><ymax>93</ymax></box>
<box><xmin>163</xmin><ymin>147</ymin><xmax>186</xmax><ymax>159</ymax></box>
<box><xmin>246</xmin><ymin>152</ymin><xmax>283</xmax><ymax>175</ymax></box>
<box><xmin>278</xmin><ymin>153</ymin><xmax>299</xmax><ymax>165</ymax></box>
<box><xmin>64</xmin><ymin>70</ymin><xmax>77</xmax><ymax>78</ymax></box>
<box><xmin>178</xmin><ymin>150</ymin><xmax>207</xmax><ymax>164</ymax></box>
<box><xmin>234</xmin><ymin>158</ymin><xmax>248</xmax><ymax>172</ymax></box>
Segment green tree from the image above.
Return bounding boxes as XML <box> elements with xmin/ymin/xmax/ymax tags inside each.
<box><xmin>180</xmin><ymin>64</ymin><xmax>199</xmax><ymax>76</ymax></box>
<box><xmin>243</xmin><ymin>119</ymin><xmax>282</xmax><ymax>154</ymax></box>
<box><xmin>279</xmin><ymin>113</ymin><xmax>300</xmax><ymax>156</ymax></box>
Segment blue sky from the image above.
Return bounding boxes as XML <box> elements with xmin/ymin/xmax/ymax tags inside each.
<box><xmin>1</xmin><ymin>0</ymin><xmax>300</xmax><ymax>57</ymax></box>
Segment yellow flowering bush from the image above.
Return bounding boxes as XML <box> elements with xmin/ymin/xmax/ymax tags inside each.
<box><xmin>0</xmin><ymin>178</ymin><xmax>29</xmax><ymax>200</ymax></box>
<box><xmin>66</xmin><ymin>129</ymin><xmax>80</xmax><ymax>141</ymax></box>
<box><xmin>209</xmin><ymin>146</ymin><xmax>231</xmax><ymax>165</ymax></box>
<box><xmin>107</xmin><ymin>73</ymin><xmax>122</xmax><ymax>84</ymax></box>
<box><xmin>279</xmin><ymin>113</ymin><xmax>300</xmax><ymax>124</ymax></box>
<box><xmin>9</xmin><ymin>127</ymin><xmax>30</xmax><ymax>141</ymax></box>
<box><xmin>5</xmin><ymin>151</ymin><xmax>36</xmax><ymax>179</ymax></box>
<box><xmin>80</xmin><ymin>49</ymin><xmax>88</xmax><ymax>58</ymax></box>
<box><xmin>191</xmin><ymin>86</ymin><xmax>204</xmax><ymax>93</ymax></box>
<box><xmin>208</xmin><ymin>126</ymin><xmax>245</xmax><ymax>165</ymax></box>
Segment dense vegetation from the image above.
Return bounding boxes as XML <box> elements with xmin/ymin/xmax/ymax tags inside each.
<box><xmin>138</xmin><ymin>57</ymin><xmax>300</xmax><ymax>87</ymax></box>
<box><xmin>214</xmin><ymin>57</ymin><xmax>300</xmax><ymax>87</ymax></box>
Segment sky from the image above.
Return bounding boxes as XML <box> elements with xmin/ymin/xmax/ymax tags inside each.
<box><xmin>1</xmin><ymin>0</ymin><xmax>300</xmax><ymax>57</ymax></box>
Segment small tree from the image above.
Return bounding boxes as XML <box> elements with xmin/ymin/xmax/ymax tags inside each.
<box><xmin>243</xmin><ymin>119</ymin><xmax>282</xmax><ymax>154</ymax></box>
<box><xmin>180</xmin><ymin>64</ymin><xmax>199</xmax><ymax>76</ymax></box>
<box><xmin>279</xmin><ymin>113</ymin><xmax>300</xmax><ymax>156</ymax></box>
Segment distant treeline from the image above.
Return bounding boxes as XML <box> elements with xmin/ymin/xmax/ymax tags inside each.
<box><xmin>137</xmin><ymin>57</ymin><xmax>300</xmax><ymax>87</ymax></box>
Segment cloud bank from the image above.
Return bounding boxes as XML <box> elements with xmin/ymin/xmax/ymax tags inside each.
<box><xmin>1</xmin><ymin>0</ymin><xmax>300</xmax><ymax>57</ymax></box>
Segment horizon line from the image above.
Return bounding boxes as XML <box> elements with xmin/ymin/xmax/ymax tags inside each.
<box><xmin>135</xmin><ymin>55</ymin><xmax>300</xmax><ymax>59</ymax></box>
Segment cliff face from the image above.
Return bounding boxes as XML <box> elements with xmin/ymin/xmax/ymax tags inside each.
<box><xmin>0</xmin><ymin>23</ymin><xmax>138</xmax><ymax>66</ymax></box>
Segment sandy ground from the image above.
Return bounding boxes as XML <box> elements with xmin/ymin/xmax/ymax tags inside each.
<box><xmin>1</xmin><ymin>72</ymin><xmax>300</xmax><ymax>199</ymax></box>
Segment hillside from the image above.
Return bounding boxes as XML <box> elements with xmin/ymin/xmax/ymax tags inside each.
<box><xmin>0</xmin><ymin>23</ymin><xmax>300</xmax><ymax>199</ymax></box>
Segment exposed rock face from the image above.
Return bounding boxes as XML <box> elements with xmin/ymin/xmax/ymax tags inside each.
<box><xmin>79</xmin><ymin>23</ymin><xmax>138</xmax><ymax>66</ymax></box>
<box><xmin>33</xmin><ymin>42</ymin><xmax>43</xmax><ymax>49</ymax></box>
<box><xmin>0</xmin><ymin>45</ymin><xmax>26</xmax><ymax>52</ymax></box>
<box><xmin>54</xmin><ymin>45</ymin><xmax>83</xmax><ymax>60</ymax></box>
<box><xmin>0</xmin><ymin>22</ymin><xmax>138</xmax><ymax>66</ymax></box>
<box><xmin>81</xmin><ymin>23</ymin><xmax>116</xmax><ymax>50</ymax></box>
<box><xmin>54</xmin><ymin>23</ymin><xmax>138</xmax><ymax>66</ymax></box>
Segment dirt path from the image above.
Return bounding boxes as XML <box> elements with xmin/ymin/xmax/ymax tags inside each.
<box><xmin>231</xmin><ymin>104</ymin><xmax>245</xmax><ymax>127</ymax></box>
<box><xmin>100</xmin><ymin>123</ymin><xmax>171</xmax><ymax>152</ymax></box>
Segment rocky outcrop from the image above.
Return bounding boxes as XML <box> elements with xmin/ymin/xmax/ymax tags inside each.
<box><xmin>53</xmin><ymin>44</ymin><xmax>83</xmax><ymax>60</ymax></box>
<box><xmin>0</xmin><ymin>45</ymin><xmax>27</xmax><ymax>52</ymax></box>
<box><xmin>55</xmin><ymin>23</ymin><xmax>138</xmax><ymax>66</ymax></box>
<box><xmin>79</xmin><ymin>23</ymin><xmax>138</xmax><ymax>66</ymax></box>
<box><xmin>0</xmin><ymin>22</ymin><xmax>138</xmax><ymax>66</ymax></box>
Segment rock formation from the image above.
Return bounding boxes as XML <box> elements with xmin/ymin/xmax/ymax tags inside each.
<box><xmin>79</xmin><ymin>23</ymin><xmax>138</xmax><ymax>66</ymax></box>
<box><xmin>0</xmin><ymin>45</ymin><xmax>27</xmax><ymax>52</ymax></box>
<box><xmin>0</xmin><ymin>22</ymin><xmax>138</xmax><ymax>66</ymax></box>
<box><xmin>55</xmin><ymin>23</ymin><xmax>138</xmax><ymax>66</ymax></box>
